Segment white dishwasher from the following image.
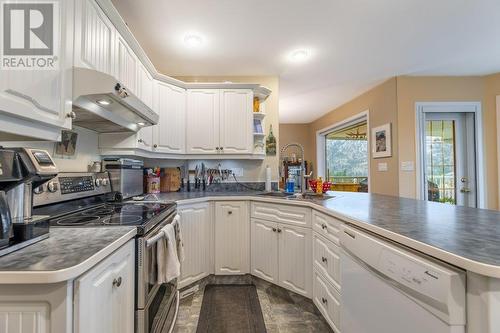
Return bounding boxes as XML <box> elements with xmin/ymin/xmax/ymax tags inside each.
<box><xmin>340</xmin><ymin>225</ymin><xmax>466</xmax><ymax>333</ymax></box>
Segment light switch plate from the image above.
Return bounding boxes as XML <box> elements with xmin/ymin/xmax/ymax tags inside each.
<box><xmin>401</xmin><ymin>161</ymin><xmax>414</xmax><ymax>172</ymax></box>
<box><xmin>378</xmin><ymin>162</ymin><xmax>388</xmax><ymax>172</ymax></box>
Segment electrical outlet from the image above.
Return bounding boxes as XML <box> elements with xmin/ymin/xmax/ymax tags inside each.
<box><xmin>231</xmin><ymin>168</ymin><xmax>244</xmax><ymax>177</ymax></box>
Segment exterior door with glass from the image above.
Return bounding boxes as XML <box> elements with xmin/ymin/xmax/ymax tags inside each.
<box><xmin>423</xmin><ymin>112</ymin><xmax>476</xmax><ymax>207</ymax></box>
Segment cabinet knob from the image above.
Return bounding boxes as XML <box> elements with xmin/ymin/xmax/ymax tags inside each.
<box><xmin>228</xmin><ymin>211</ymin><xmax>232</xmax><ymax>215</ymax></box>
<box><xmin>322</xmin><ymin>257</ymin><xmax>328</xmax><ymax>263</ymax></box>
<box><xmin>321</xmin><ymin>297</ymin><xmax>328</xmax><ymax>304</ymax></box>
<box><xmin>153</xmin><ymin>144</ymin><xmax>158</xmax><ymax>148</ymax></box>
<box><xmin>216</xmin><ymin>147</ymin><xmax>220</xmax><ymax>151</ymax></box>
<box><xmin>277</xmin><ymin>228</ymin><xmax>282</xmax><ymax>233</ymax></box>
<box><xmin>113</xmin><ymin>277</ymin><xmax>122</xmax><ymax>288</ymax></box>
<box><xmin>66</xmin><ymin>111</ymin><xmax>76</xmax><ymax>119</ymax></box>
<box><xmin>272</xmin><ymin>228</ymin><xmax>277</xmax><ymax>232</ymax></box>
<box><xmin>321</xmin><ymin>224</ymin><xmax>327</xmax><ymax>230</ymax></box>
<box><xmin>220</xmin><ymin>147</ymin><xmax>224</xmax><ymax>150</ymax></box>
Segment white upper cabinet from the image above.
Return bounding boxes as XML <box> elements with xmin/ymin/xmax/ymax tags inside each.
<box><xmin>74</xmin><ymin>0</ymin><xmax>114</xmax><ymax>75</ymax></box>
<box><xmin>186</xmin><ymin>89</ymin><xmax>254</xmax><ymax>155</ymax></box>
<box><xmin>115</xmin><ymin>35</ymin><xmax>137</xmax><ymax>94</ymax></box>
<box><xmin>136</xmin><ymin>63</ymin><xmax>154</xmax><ymax>110</ymax></box>
<box><xmin>153</xmin><ymin>82</ymin><xmax>186</xmax><ymax>154</ymax></box>
<box><xmin>219</xmin><ymin>89</ymin><xmax>253</xmax><ymax>154</ymax></box>
<box><xmin>186</xmin><ymin>89</ymin><xmax>220</xmax><ymax>154</ymax></box>
<box><xmin>0</xmin><ymin>0</ymin><xmax>74</xmax><ymax>140</ymax></box>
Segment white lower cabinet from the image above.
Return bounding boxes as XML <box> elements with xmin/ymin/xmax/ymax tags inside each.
<box><xmin>251</xmin><ymin>218</ymin><xmax>312</xmax><ymax>297</ymax></box>
<box><xmin>178</xmin><ymin>203</ymin><xmax>213</xmax><ymax>288</ymax></box>
<box><xmin>251</xmin><ymin>219</ymin><xmax>279</xmax><ymax>283</ymax></box>
<box><xmin>313</xmin><ymin>232</ymin><xmax>341</xmax><ymax>291</ymax></box>
<box><xmin>74</xmin><ymin>240</ymin><xmax>135</xmax><ymax>333</ymax></box>
<box><xmin>215</xmin><ymin>201</ymin><xmax>250</xmax><ymax>275</ymax></box>
<box><xmin>313</xmin><ymin>269</ymin><xmax>341</xmax><ymax>332</ymax></box>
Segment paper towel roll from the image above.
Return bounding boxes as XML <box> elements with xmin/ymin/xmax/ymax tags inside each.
<box><xmin>265</xmin><ymin>165</ymin><xmax>272</xmax><ymax>192</ymax></box>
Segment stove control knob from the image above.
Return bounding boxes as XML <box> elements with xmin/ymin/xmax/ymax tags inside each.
<box><xmin>33</xmin><ymin>185</ymin><xmax>44</xmax><ymax>194</ymax></box>
<box><xmin>95</xmin><ymin>178</ymin><xmax>102</xmax><ymax>187</ymax></box>
<box><xmin>102</xmin><ymin>178</ymin><xmax>109</xmax><ymax>186</ymax></box>
<box><xmin>47</xmin><ymin>182</ymin><xmax>58</xmax><ymax>193</ymax></box>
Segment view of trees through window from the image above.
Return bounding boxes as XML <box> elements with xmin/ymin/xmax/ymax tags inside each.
<box><xmin>325</xmin><ymin>122</ymin><xmax>369</xmax><ymax>192</ymax></box>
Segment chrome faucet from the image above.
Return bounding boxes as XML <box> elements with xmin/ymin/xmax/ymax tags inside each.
<box><xmin>280</xmin><ymin>143</ymin><xmax>312</xmax><ymax>194</ymax></box>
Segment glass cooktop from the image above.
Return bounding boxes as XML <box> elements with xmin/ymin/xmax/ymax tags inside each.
<box><xmin>49</xmin><ymin>202</ymin><xmax>174</xmax><ymax>227</ymax></box>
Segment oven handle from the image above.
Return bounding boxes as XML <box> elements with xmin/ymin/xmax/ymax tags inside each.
<box><xmin>146</xmin><ymin>214</ymin><xmax>180</xmax><ymax>248</ymax></box>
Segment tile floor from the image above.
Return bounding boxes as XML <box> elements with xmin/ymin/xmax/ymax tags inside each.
<box><xmin>173</xmin><ymin>275</ymin><xmax>333</xmax><ymax>333</ymax></box>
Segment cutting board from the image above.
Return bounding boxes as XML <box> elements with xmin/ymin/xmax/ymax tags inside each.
<box><xmin>160</xmin><ymin>168</ymin><xmax>181</xmax><ymax>192</ymax></box>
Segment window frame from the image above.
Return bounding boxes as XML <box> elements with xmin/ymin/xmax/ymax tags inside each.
<box><xmin>316</xmin><ymin>110</ymin><xmax>370</xmax><ymax>192</ymax></box>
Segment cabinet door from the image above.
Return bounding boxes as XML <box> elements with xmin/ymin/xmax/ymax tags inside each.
<box><xmin>186</xmin><ymin>89</ymin><xmax>220</xmax><ymax>154</ymax></box>
<box><xmin>214</xmin><ymin>201</ymin><xmax>249</xmax><ymax>275</ymax></box>
<box><xmin>178</xmin><ymin>203</ymin><xmax>212</xmax><ymax>288</ymax></box>
<box><xmin>0</xmin><ymin>0</ymin><xmax>73</xmax><ymax>136</ymax></box>
<box><xmin>219</xmin><ymin>89</ymin><xmax>253</xmax><ymax>154</ymax></box>
<box><xmin>251</xmin><ymin>219</ymin><xmax>279</xmax><ymax>284</ymax></box>
<box><xmin>153</xmin><ymin>82</ymin><xmax>186</xmax><ymax>154</ymax></box>
<box><xmin>278</xmin><ymin>224</ymin><xmax>312</xmax><ymax>297</ymax></box>
<box><xmin>136</xmin><ymin>63</ymin><xmax>154</xmax><ymax>109</ymax></box>
<box><xmin>74</xmin><ymin>240</ymin><xmax>135</xmax><ymax>333</ymax></box>
<box><xmin>74</xmin><ymin>0</ymin><xmax>114</xmax><ymax>75</ymax></box>
<box><xmin>116</xmin><ymin>35</ymin><xmax>137</xmax><ymax>93</ymax></box>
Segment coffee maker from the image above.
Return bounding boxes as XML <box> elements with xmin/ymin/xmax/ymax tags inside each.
<box><xmin>0</xmin><ymin>147</ymin><xmax>58</xmax><ymax>250</ymax></box>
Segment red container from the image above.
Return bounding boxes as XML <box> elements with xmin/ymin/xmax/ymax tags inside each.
<box><xmin>309</xmin><ymin>179</ymin><xmax>331</xmax><ymax>193</ymax></box>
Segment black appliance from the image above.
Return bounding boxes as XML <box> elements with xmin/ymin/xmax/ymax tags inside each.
<box><xmin>0</xmin><ymin>147</ymin><xmax>58</xmax><ymax>253</ymax></box>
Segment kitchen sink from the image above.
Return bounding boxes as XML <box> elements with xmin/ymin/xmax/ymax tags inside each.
<box><xmin>286</xmin><ymin>193</ymin><xmax>336</xmax><ymax>202</ymax></box>
<box><xmin>257</xmin><ymin>192</ymin><xmax>295</xmax><ymax>198</ymax></box>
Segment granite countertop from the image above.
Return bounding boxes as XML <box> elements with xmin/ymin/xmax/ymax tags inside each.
<box><xmin>0</xmin><ymin>227</ymin><xmax>136</xmax><ymax>284</ymax></box>
<box><xmin>156</xmin><ymin>190</ymin><xmax>500</xmax><ymax>278</ymax></box>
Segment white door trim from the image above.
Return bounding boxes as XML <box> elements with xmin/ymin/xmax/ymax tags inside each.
<box><xmin>415</xmin><ymin>102</ymin><xmax>485</xmax><ymax>208</ymax></box>
<box><xmin>316</xmin><ymin>110</ymin><xmax>371</xmax><ymax>192</ymax></box>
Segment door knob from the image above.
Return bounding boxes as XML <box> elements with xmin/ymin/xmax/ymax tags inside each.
<box><xmin>113</xmin><ymin>276</ymin><xmax>122</xmax><ymax>288</ymax></box>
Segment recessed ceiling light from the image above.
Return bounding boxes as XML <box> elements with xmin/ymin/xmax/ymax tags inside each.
<box><xmin>289</xmin><ymin>49</ymin><xmax>310</xmax><ymax>63</ymax></box>
<box><xmin>184</xmin><ymin>34</ymin><xmax>203</xmax><ymax>48</ymax></box>
<box><xmin>96</xmin><ymin>99</ymin><xmax>112</xmax><ymax>106</ymax></box>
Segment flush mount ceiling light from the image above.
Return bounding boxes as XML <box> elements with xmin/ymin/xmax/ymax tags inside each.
<box><xmin>184</xmin><ymin>34</ymin><xmax>204</xmax><ymax>48</ymax></box>
<box><xmin>96</xmin><ymin>99</ymin><xmax>112</xmax><ymax>106</ymax></box>
<box><xmin>289</xmin><ymin>49</ymin><xmax>310</xmax><ymax>63</ymax></box>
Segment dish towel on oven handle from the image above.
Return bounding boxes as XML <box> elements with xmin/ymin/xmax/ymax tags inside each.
<box><xmin>172</xmin><ymin>214</ymin><xmax>185</xmax><ymax>262</ymax></box>
<box><xmin>157</xmin><ymin>223</ymin><xmax>180</xmax><ymax>284</ymax></box>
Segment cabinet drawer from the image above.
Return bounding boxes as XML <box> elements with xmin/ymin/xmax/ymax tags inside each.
<box><xmin>313</xmin><ymin>270</ymin><xmax>341</xmax><ymax>332</ymax></box>
<box><xmin>313</xmin><ymin>233</ymin><xmax>341</xmax><ymax>292</ymax></box>
<box><xmin>251</xmin><ymin>202</ymin><xmax>311</xmax><ymax>227</ymax></box>
<box><xmin>312</xmin><ymin>211</ymin><xmax>342</xmax><ymax>245</ymax></box>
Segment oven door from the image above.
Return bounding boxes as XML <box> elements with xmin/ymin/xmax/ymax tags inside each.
<box><xmin>136</xmin><ymin>211</ymin><xmax>179</xmax><ymax>333</ymax></box>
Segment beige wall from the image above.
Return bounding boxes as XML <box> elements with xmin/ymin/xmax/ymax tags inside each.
<box><xmin>175</xmin><ymin>76</ymin><xmax>280</xmax><ymax>182</ymax></box>
<box><xmin>306</xmin><ymin>78</ymin><xmax>399</xmax><ymax>196</ymax></box>
<box><xmin>282</xmin><ymin>74</ymin><xmax>500</xmax><ymax>209</ymax></box>
<box><xmin>279</xmin><ymin>124</ymin><xmax>314</xmax><ymax>165</ymax></box>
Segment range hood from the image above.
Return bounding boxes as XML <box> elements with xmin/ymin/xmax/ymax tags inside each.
<box><xmin>72</xmin><ymin>68</ymin><xmax>159</xmax><ymax>133</ymax></box>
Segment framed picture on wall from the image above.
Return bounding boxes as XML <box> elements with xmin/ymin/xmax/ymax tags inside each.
<box><xmin>371</xmin><ymin>123</ymin><xmax>392</xmax><ymax>158</ymax></box>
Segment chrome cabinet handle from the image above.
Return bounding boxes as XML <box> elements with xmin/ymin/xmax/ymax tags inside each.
<box><xmin>113</xmin><ymin>276</ymin><xmax>122</xmax><ymax>288</ymax></box>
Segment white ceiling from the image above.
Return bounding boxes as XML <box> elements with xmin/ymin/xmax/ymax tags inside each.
<box><xmin>112</xmin><ymin>0</ymin><xmax>500</xmax><ymax>124</ymax></box>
